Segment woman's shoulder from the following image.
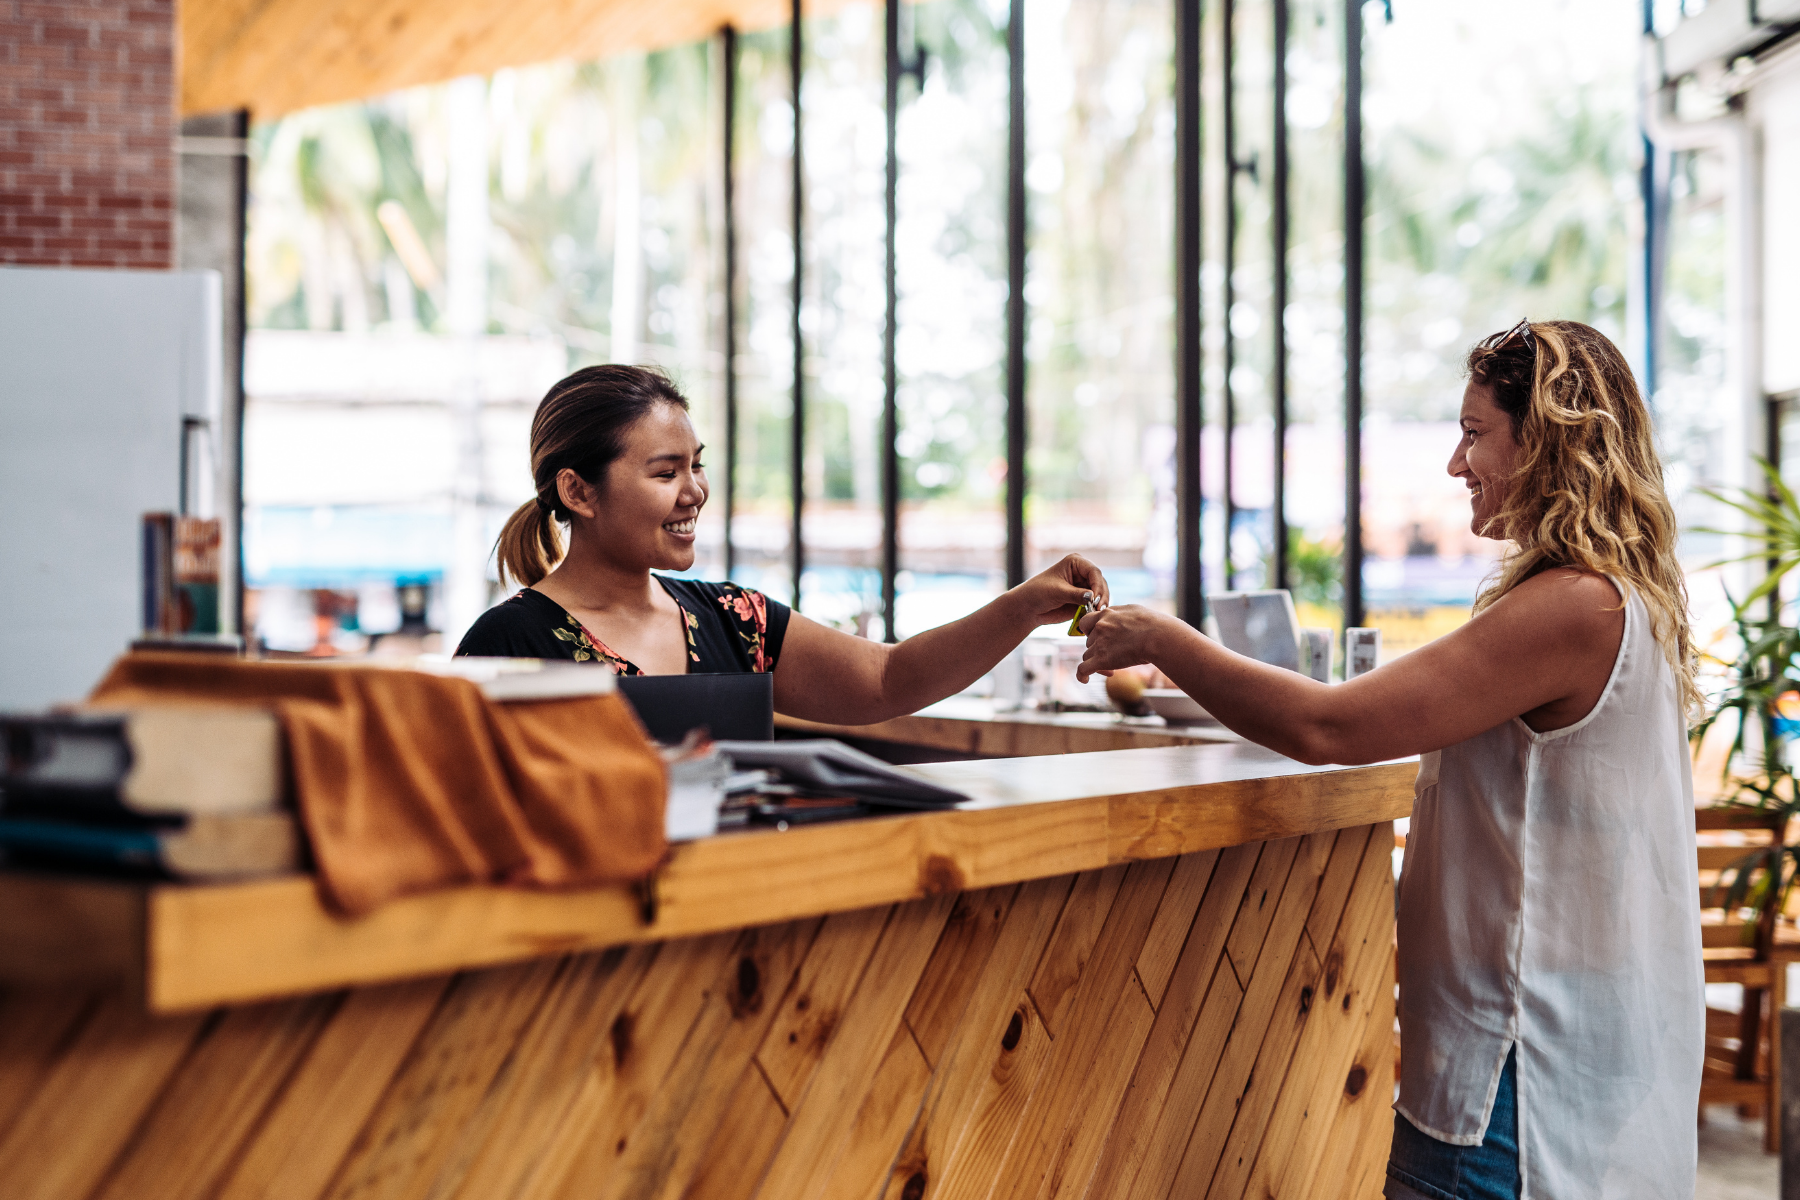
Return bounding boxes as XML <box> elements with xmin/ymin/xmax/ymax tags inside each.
<box><xmin>1510</xmin><ymin>567</ymin><xmax>1626</xmax><ymax>613</ymax></box>
<box><xmin>659</xmin><ymin>576</ymin><xmax>759</xmax><ymax>602</ymax></box>
<box><xmin>454</xmin><ymin>589</ymin><xmax>576</xmax><ymax>658</ymax></box>
<box><xmin>660</xmin><ymin>576</ymin><xmax>785</xmax><ymax>618</ymax></box>
<box><xmin>1483</xmin><ymin>568</ymin><xmax>1625</xmax><ymax>651</ymax></box>
<box><xmin>655</xmin><ymin>577</ymin><xmax>793</xmax><ymax>673</ymax></box>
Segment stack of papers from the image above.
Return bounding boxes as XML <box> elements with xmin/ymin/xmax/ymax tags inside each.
<box><xmin>712</xmin><ymin>740</ymin><xmax>969</xmax><ymax>808</ymax></box>
<box><xmin>663</xmin><ymin>739</ymin><xmax>971</xmax><ymax>842</ymax></box>
<box><xmin>666</xmin><ymin>751</ymin><xmax>731</xmax><ymax>841</ymax></box>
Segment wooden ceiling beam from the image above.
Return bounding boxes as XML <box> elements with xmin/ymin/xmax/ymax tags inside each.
<box><xmin>179</xmin><ymin>0</ymin><xmax>850</xmax><ymax>117</ymax></box>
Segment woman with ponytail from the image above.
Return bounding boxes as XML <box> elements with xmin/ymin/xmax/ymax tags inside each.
<box><xmin>458</xmin><ymin>365</ymin><xmax>1109</xmax><ymax>724</ymax></box>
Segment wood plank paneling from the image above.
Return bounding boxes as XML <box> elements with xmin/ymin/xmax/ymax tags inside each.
<box><xmin>906</xmin><ymin>886</ymin><xmax>1018</xmax><ymax>1067</ymax></box>
<box><xmin>680</xmin><ymin>1064</ymin><xmax>791</xmax><ymax>1200</ymax></box>
<box><xmin>319</xmin><ymin>957</ymin><xmax>565</xmax><ymax>1200</ymax></box>
<box><xmin>441</xmin><ymin>944</ymin><xmax>654</xmax><ymax>1200</ymax></box>
<box><xmin>1088</xmin><ymin>842</ymin><xmax>1259</xmax><ymax>1199</ymax></box>
<box><xmin>0</xmin><ymin>825</ymin><xmax>1395</xmax><ymax>1200</ymax></box>
<box><xmin>755</xmin><ymin>905</ymin><xmax>894</xmax><ymax>1109</ymax></box>
<box><xmin>1135</xmin><ymin>848</ymin><xmax>1221</xmax><ymax>1008</ymax></box>
<box><xmin>0</xmin><ymin>991</ymin><xmax>206</xmax><ymax>1200</ymax></box>
<box><xmin>524</xmin><ymin>933</ymin><xmax>744</xmax><ymax>1198</ymax></box>
<box><xmin>93</xmin><ymin>994</ymin><xmax>340</xmax><ymax>1200</ymax></box>
<box><xmin>0</xmin><ymin>987</ymin><xmax>101</xmax><ymax>1140</ymax></box>
<box><xmin>1166</xmin><ymin>826</ymin><xmax>1331</xmax><ymax>1199</ymax></box>
<box><xmin>996</xmin><ymin>859</ymin><xmax>1176</xmax><ymax>1200</ymax></box>
<box><xmin>593</xmin><ymin>921</ymin><xmax>822</xmax><ymax>1200</ymax></box>
<box><xmin>883</xmin><ymin>875</ymin><xmax>1073</xmax><ymax>1200</ymax></box>
<box><xmin>813</xmin><ymin>1024</ymin><xmax>933</xmax><ymax>1200</ymax></box>
<box><xmin>1029</xmin><ymin>865</ymin><xmax>1130</xmax><ymax>1039</ymax></box>
<box><xmin>214</xmin><ymin>977</ymin><xmax>450</xmax><ymax>1200</ymax></box>
<box><xmin>755</xmin><ymin>893</ymin><xmax>957</xmax><ymax>1200</ymax></box>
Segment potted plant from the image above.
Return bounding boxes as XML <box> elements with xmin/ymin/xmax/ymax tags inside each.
<box><xmin>1690</xmin><ymin>462</ymin><xmax>1800</xmax><ymax>912</ymax></box>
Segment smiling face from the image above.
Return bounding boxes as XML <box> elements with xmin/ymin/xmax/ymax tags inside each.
<box><xmin>1448</xmin><ymin>380</ymin><xmax>1521</xmax><ymax>539</ymax></box>
<box><xmin>559</xmin><ymin>402</ymin><xmax>708</xmax><ymax>571</ymax></box>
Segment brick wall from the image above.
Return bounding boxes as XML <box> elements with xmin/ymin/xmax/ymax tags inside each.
<box><xmin>0</xmin><ymin>0</ymin><xmax>175</xmax><ymax>268</ymax></box>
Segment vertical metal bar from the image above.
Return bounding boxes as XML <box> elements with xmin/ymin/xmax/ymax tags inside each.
<box><xmin>1006</xmin><ymin>0</ymin><xmax>1027</xmax><ymax>589</ymax></box>
<box><xmin>1781</xmin><ymin>1006</ymin><xmax>1800</xmax><ymax>1199</ymax></box>
<box><xmin>1221</xmin><ymin>0</ymin><xmax>1236</xmax><ymax>590</ymax></box>
<box><xmin>229</xmin><ymin>107</ymin><xmax>249</xmax><ymax>635</ymax></box>
<box><xmin>1640</xmin><ymin>0</ymin><xmax>1659</xmax><ymax>401</ymax></box>
<box><xmin>1771</xmin><ymin>394</ymin><xmax>1785</xmax><ymax>619</ymax></box>
<box><xmin>1640</xmin><ymin>134</ymin><xmax>1660</xmax><ymax>400</ymax></box>
<box><xmin>1271</xmin><ymin>0</ymin><xmax>1289</xmax><ymax>592</ymax></box>
<box><xmin>790</xmin><ymin>0</ymin><xmax>806</xmax><ymax>611</ymax></box>
<box><xmin>722</xmin><ymin>25</ymin><xmax>739</xmax><ymax>580</ymax></box>
<box><xmin>1176</xmin><ymin>0</ymin><xmax>1204</xmax><ymax>626</ymax></box>
<box><xmin>1343</xmin><ymin>0</ymin><xmax>1365</xmax><ymax>630</ymax></box>
<box><xmin>883</xmin><ymin>0</ymin><xmax>901</xmax><ymax>641</ymax></box>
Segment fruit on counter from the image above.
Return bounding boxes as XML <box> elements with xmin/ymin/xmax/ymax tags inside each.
<box><xmin>1105</xmin><ymin>669</ymin><xmax>1153</xmax><ymax>716</ymax></box>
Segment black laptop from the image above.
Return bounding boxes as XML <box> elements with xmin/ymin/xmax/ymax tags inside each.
<box><xmin>615</xmin><ymin>672</ymin><xmax>775</xmax><ymax>744</ymax></box>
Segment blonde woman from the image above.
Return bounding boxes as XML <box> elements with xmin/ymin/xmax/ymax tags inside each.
<box><xmin>1077</xmin><ymin>321</ymin><xmax>1702</xmax><ymax>1200</ymax></box>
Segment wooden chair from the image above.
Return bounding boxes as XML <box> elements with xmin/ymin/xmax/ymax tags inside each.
<box><xmin>1697</xmin><ymin>806</ymin><xmax>1788</xmax><ymax>1153</ymax></box>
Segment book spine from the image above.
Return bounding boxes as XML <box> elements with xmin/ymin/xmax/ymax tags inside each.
<box><xmin>0</xmin><ymin>716</ymin><xmax>153</xmax><ymax>826</ymax></box>
<box><xmin>141</xmin><ymin>512</ymin><xmax>175</xmax><ymax>634</ymax></box>
<box><xmin>173</xmin><ymin>515</ymin><xmax>221</xmax><ymax>635</ymax></box>
<box><xmin>0</xmin><ymin>817</ymin><xmax>164</xmax><ymax>873</ymax></box>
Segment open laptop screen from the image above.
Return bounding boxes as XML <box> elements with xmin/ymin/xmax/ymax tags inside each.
<box><xmin>615</xmin><ymin>673</ymin><xmax>775</xmax><ymax>744</ymax></box>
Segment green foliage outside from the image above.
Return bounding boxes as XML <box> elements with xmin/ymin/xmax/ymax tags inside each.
<box><xmin>1287</xmin><ymin>529</ymin><xmax>1344</xmax><ymax>609</ymax></box>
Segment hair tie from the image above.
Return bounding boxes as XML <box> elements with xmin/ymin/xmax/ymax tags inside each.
<box><xmin>535</xmin><ymin>491</ymin><xmax>555</xmax><ymax>513</ymax></box>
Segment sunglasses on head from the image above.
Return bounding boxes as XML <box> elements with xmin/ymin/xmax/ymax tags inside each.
<box><xmin>1496</xmin><ymin>318</ymin><xmax>1535</xmax><ymax>363</ymax></box>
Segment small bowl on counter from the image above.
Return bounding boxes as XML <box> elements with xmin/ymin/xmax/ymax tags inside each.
<box><xmin>1142</xmin><ymin>688</ymin><xmax>1218</xmax><ymax>725</ymax></box>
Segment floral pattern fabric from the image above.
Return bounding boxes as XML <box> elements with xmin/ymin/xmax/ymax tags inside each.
<box><xmin>454</xmin><ymin>578</ymin><xmax>791</xmax><ymax>676</ymax></box>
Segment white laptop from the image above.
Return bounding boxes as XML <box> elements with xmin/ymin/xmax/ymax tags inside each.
<box><xmin>1206</xmin><ymin>590</ymin><xmax>1302</xmax><ymax>672</ymax></box>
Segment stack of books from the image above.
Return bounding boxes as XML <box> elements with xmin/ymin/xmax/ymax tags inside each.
<box><xmin>141</xmin><ymin>512</ymin><xmax>221</xmax><ymax>636</ymax></box>
<box><xmin>0</xmin><ymin>707</ymin><xmax>300</xmax><ymax>880</ymax></box>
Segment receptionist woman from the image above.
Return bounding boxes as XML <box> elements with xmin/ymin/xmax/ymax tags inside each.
<box><xmin>456</xmin><ymin>364</ymin><xmax>1106</xmax><ymax>723</ymax></box>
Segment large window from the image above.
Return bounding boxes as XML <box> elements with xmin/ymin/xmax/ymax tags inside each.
<box><xmin>1350</xmin><ymin>0</ymin><xmax>1643</xmax><ymax>659</ymax></box>
<box><xmin>1025</xmin><ymin>0</ymin><xmax>1176</xmax><ymax>610</ymax></box>
<box><xmin>729</xmin><ymin>29</ymin><xmax>800</xmax><ymax>604</ymax></box>
<box><xmin>895</xmin><ymin>0</ymin><xmax>1012</xmax><ymax>638</ymax></box>
<box><xmin>242</xmin><ymin>0</ymin><xmax>1660</xmax><ymax>674</ymax></box>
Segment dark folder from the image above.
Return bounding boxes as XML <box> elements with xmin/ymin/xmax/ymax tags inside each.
<box><xmin>615</xmin><ymin>673</ymin><xmax>775</xmax><ymax>745</ymax></box>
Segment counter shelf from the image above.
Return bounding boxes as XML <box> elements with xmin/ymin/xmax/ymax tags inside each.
<box><xmin>775</xmin><ymin>694</ymin><xmax>1242</xmax><ymax>762</ymax></box>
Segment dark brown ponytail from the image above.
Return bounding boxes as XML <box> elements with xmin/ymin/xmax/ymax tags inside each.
<box><xmin>495</xmin><ymin>365</ymin><xmax>690</xmax><ymax>586</ymax></box>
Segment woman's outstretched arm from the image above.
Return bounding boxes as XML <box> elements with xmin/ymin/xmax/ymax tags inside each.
<box><xmin>1075</xmin><ymin>569</ymin><xmax>1626</xmax><ymax>765</ymax></box>
<box><xmin>771</xmin><ymin>555</ymin><xmax>1107</xmax><ymax>725</ymax></box>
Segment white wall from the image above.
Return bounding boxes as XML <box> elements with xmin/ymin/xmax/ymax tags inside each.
<box><xmin>0</xmin><ymin>267</ymin><xmax>221</xmax><ymax>708</ymax></box>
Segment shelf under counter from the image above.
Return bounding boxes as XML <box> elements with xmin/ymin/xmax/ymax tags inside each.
<box><xmin>775</xmin><ymin>694</ymin><xmax>1241</xmax><ymax>760</ymax></box>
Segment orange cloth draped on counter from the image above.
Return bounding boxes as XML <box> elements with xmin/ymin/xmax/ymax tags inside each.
<box><xmin>88</xmin><ymin>653</ymin><xmax>668</xmax><ymax>915</ymax></box>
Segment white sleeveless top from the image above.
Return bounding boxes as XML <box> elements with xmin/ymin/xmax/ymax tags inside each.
<box><xmin>1395</xmin><ymin>583</ymin><xmax>1703</xmax><ymax>1199</ymax></box>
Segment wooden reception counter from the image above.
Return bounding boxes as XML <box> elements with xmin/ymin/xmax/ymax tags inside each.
<box><xmin>0</xmin><ymin>740</ymin><xmax>1413</xmax><ymax>1200</ymax></box>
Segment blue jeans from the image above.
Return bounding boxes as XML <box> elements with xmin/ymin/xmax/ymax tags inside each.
<box><xmin>1385</xmin><ymin>1048</ymin><xmax>1522</xmax><ymax>1200</ymax></box>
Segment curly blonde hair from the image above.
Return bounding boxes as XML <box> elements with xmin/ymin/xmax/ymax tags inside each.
<box><xmin>1466</xmin><ymin>319</ymin><xmax>1700</xmax><ymax>712</ymax></box>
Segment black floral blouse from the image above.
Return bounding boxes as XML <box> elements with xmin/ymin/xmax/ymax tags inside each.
<box><xmin>454</xmin><ymin>578</ymin><xmax>790</xmax><ymax>675</ymax></box>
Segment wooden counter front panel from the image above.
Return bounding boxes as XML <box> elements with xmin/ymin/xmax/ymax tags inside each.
<box><xmin>0</xmin><ymin>823</ymin><xmax>1395</xmax><ymax>1200</ymax></box>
